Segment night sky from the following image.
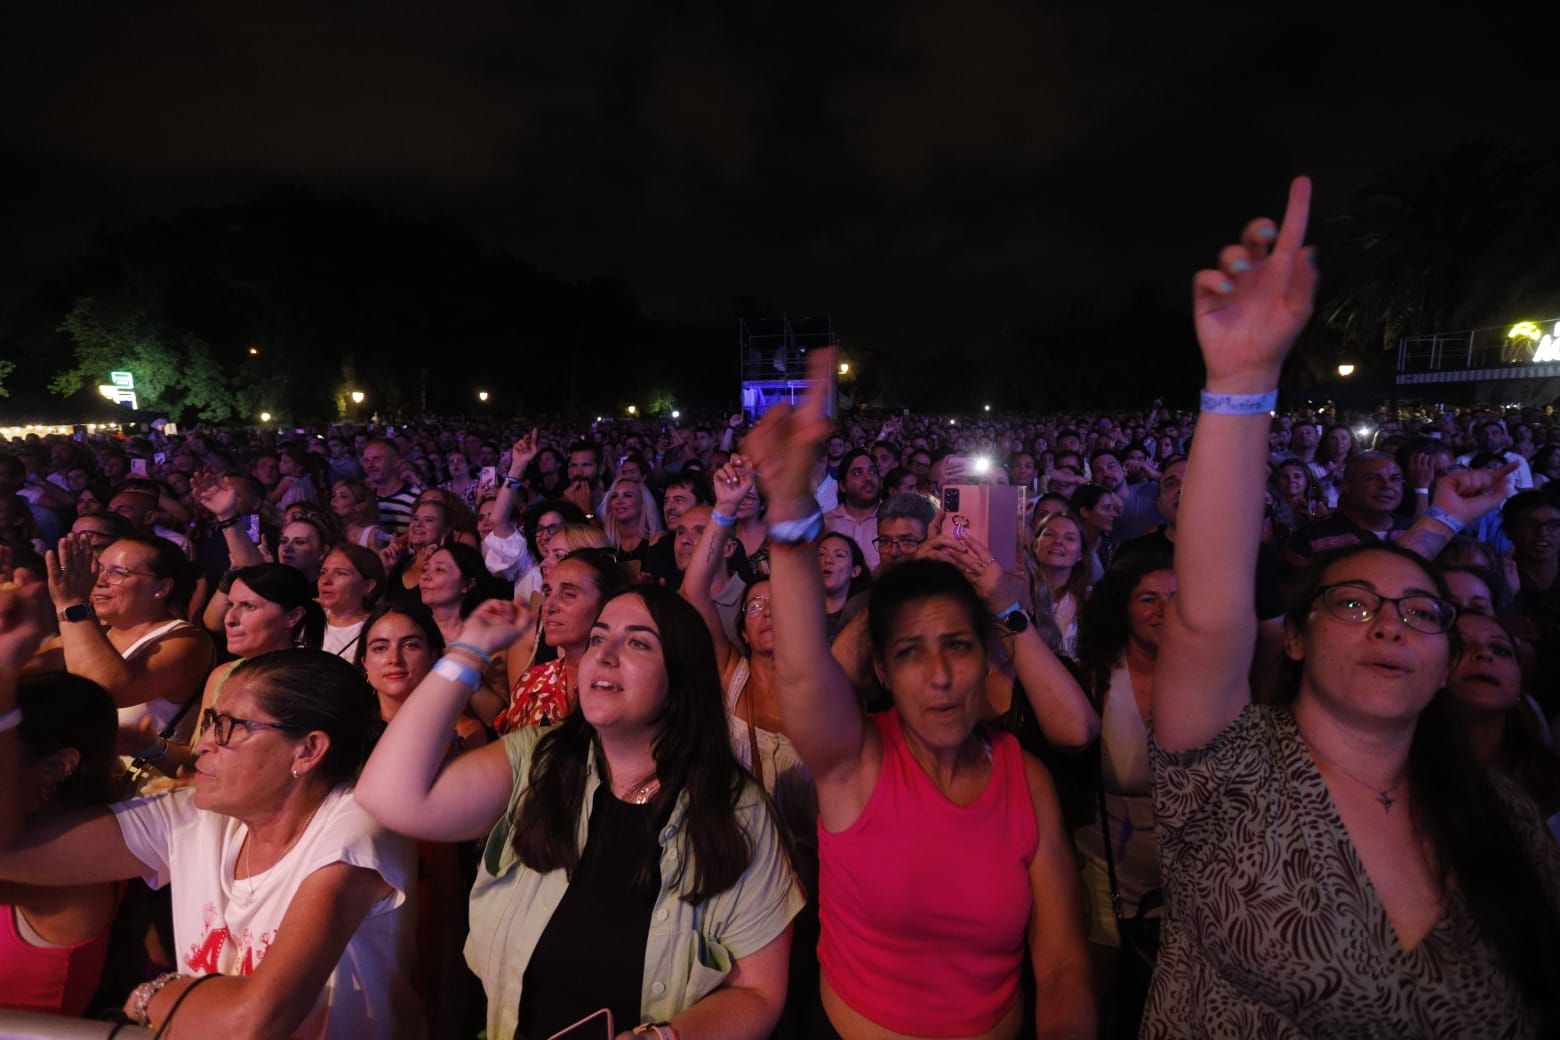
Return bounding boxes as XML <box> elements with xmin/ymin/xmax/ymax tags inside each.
<box><xmin>3</xmin><ymin>3</ymin><xmax>1557</xmax><ymax>363</ymax></box>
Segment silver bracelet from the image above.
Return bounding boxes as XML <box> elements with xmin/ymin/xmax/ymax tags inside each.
<box><xmin>132</xmin><ymin>971</ymin><xmax>183</xmax><ymax>1026</ymax></box>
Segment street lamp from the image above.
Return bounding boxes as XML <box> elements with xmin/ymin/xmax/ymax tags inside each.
<box><xmin>478</xmin><ymin>391</ymin><xmax>489</xmax><ymax>403</ymax></box>
<box><xmin>247</xmin><ymin>346</ymin><xmax>260</xmax><ymax>356</ymax></box>
<box><xmin>983</xmin><ymin>404</ymin><xmax>991</xmax><ymax>412</ymax></box>
<box><xmin>671</xmin><ymin>409</ymin><xmax>680</xmax><ymax>419</ymax></box>
<box><xmin>1337</xmin><ymin>364</ymin><xmax>1356</xmax><ymax>377</ymax></box>
<box><xmin>259</xmin><ymin>411</ymin><xmax>272</xmax><ymax>423</ymax></box>
<box><xmin>350</xmin><ymin>391</ymin><xmax>365</xmax><ymax>405</ymax></box>
<box><xmin>627</xmin><ymin>405</ymin><xmax>638</xmax><ymax>416</ymax></box>
<box><xmin>838</xmin><ymin>362</ymin><xmax>850</xmax><ymax>376</ymax></box>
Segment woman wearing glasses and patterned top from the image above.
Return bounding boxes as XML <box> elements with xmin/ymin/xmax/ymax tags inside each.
<box><xmin>39</xmin><ymin>533</ymin><xmax>213</xmax><ymax>756</ymax></box>
<box><xmin>1147</xmin><ymin>178</ymin><xmax>1560</xmax><ymax>1037</ymax></box>
<box><xmin>0</xmin><ymin>650</ymin><xmax>422</xmax><ymax>1039</ymax></box>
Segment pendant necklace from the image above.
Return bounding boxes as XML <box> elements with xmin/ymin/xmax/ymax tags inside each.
<box><xmin>240</xmin><ymin>802</ymin><xmax>323</xmax><ymax>905</ymax></box>
<box><xmin>618</xmin><ymin>773</ymin><xmax>661</xmax><ymax>805</ymax></box>
<box><xmin>1307</xmin><ymin>740</ymin><xmax>1405</xmax><ymax>812</ymax></box>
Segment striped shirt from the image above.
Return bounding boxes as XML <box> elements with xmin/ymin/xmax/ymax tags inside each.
<box><xmin>376</xmin><ymin>484</ymin><xmax>420</xmax><ymax>533</ymax></box>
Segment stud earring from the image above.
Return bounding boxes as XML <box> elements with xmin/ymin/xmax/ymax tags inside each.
<box><xmin>290</xmin><ymin>767</ymin><xmax>299</xmax><ymax>779</ymax></box>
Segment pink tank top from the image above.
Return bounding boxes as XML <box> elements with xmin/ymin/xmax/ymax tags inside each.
<box><xmin>0</xmin><ymin>901</ymin><xmax>114</xmax><ymax>1017</ymax></box>
<box><xmin>818</xmin><ymin>709</ymin><xmax>1038</xmax><ymax>1036</ymax></box>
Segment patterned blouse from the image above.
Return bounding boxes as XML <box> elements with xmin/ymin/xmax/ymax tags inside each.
<box><xmin>494</xmin><ymin>658</ymin><xmax>572</xmax><ymax>734</ymax></box>
<box><xmin>1144</xmin><ymin>705</ymin><xmax>1560</xmax><ymax>1039</ymax></box>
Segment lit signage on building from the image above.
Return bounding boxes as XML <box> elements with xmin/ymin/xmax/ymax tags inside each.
<box><xmin>97</xmin><ymin>370</ymin><xmax>138</xmax><ymax>410</ymax></box>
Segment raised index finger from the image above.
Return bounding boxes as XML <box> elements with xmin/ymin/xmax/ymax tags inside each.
<box><xmin>799</xmin><ymin>347</ymin><xmax>837</xmax><ymax>425</ymax></box>
<box><xmin>1273</xmin><ymin>175</ymin><xmax>1312</xmax><ymax>256</ymax></box>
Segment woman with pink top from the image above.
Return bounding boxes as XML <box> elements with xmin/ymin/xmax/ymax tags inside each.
<box><xmin>747</xmin><ymin>350</ymin><xmax>1094</xmax><ymax>1040</ymax></box>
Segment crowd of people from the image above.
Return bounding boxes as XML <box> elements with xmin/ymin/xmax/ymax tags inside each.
<box><xmin>1</xmin><ymin>176</ymin><xmax>1558</xmax><ymax>1039</ymax></box>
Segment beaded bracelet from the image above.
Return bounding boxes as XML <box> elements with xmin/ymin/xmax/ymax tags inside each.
<box><xmin>446</xmin><ymin>641</ymin><xmax>493</xmax><ymax>667</ymax></box>
<box><xmin>710</xmin><ymin>510</ymin><xmax>737</xmax><ymax>528</ymax></box>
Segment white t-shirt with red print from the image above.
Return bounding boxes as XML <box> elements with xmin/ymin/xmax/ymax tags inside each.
<box><xmin>112</xmin><ymin>785</ymin><xmax>424</xmax><ymax>1040</ymax></box>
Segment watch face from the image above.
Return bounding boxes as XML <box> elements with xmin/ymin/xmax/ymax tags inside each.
<box><xmin>63</xmin><ymin>603</ymin><xmax>96</xmax><ymax>622</ymax></box>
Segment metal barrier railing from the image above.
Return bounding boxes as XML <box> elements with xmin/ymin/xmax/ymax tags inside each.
<box><xmin>0</xmin><ymin>1011</ymin><xmax>152</xmax><ymax>1040</ymax></box>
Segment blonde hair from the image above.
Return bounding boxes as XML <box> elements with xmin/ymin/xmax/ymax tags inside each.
<box><xmin>598</xmin><ymin>476</ymin><xmax>664</xmax><ymax>549</ymax></box>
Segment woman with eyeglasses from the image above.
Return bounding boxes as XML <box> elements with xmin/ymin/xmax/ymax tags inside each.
<box><xmin>0</xmin><ymin>649</ymin><xmax>422</xmax><ymax>1038</ymax></box>
<box><xmin>1147</xmin><ymin>179</ymin><xmax>1560</xmax><ymax>1036</ymax></box>
<box><xmin>40</xmin><ymin>533</ymin><xmax>214</xmax><ymax>758</ymax></box>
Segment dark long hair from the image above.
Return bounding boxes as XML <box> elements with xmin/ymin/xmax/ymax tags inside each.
<box><xmin>229</xmin><ymin>563</ymin><xmax>326</xmax><ymax>649</ymax></box>
<box><xmin>511</xmin><ymin>585</ymin><xmax>752</xmax><ymax>902</ymax></box>
<box><xmin>18</xmin><ymin>673</ymin><xmax>119</xmax><ymax>809</ymax></box>
<box><xmin>351</xmin><ymin>601</ymin><xmax>446</xmax><ymax>672</ymax></box>
<box><xmin>1281</xmin><ymin>543</ymin><xmax>1560</xmax><ymax>1024</ymax></box>
<box><xmin>1075</xmin><ymin>550</ymin><xmax>1173</xmax><ymax>697</ymax></box>
<box><xmin>234</xmin><ymin>650</ymin><xmax>384</xmax><ymax>785</ymax></box>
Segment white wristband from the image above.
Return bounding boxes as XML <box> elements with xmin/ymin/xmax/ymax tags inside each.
<box><xmin>0</xmin><ymin>707</ymin><xmax>20</xmax><ymax>734</ymax></box>
<box><xmin>1200</xmin><ymin>388</ymin><xmax>1278</xmax><ymax>415</ymax></box>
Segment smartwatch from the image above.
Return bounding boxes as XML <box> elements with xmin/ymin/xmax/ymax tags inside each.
<box><xmin>996</xmin><ymin>605</ymin><xmax>1030</xmax><ymax>634</ymax></box>
<box><xmin>59</xmin><ymin>603</ymin><xmax>97</xmax><ymax>624</ymax></box>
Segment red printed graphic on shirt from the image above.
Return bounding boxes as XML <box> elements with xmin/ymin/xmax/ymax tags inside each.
<box><xmin>185</xmin><ymin>904</ymin><xmax>231</xmax><ymax>973</ymax></box>
<box><xmin>235</xmin><ymin>930</ymin><xmax>277</xmax><ymax>976</ymax></box>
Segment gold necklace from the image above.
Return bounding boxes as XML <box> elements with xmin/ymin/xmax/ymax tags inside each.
<box><xmin>241</xmin><ymin>801</ymin><xmax>323</xmax><ymax>905</ymax></box>
<box><xmin>619</xmin><ymin>774</ymin><xmax>661</xmax><ymax>805</ymax></box>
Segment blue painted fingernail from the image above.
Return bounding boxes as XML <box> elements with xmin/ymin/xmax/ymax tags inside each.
<box><xmin>1219</xmin><ymin>280</ymin><xmax>1235</xmax><ymax>293</ymax></box>
<box><xmin>1232</xmin><ymin>259</ymin><xmax>1251</xmax><ymax>272</ymax></box>
<box><xmin>1256</xmin><ymin>226</ymin><xmax>1277</xmax><ymax>241</ymax></box>
<box><xmin>1307</xmin><ymin>250</ymin><xmax>1319</xmax><ymax>268</ymax></box>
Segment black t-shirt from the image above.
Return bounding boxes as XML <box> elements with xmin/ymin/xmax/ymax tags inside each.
<box><xmin>517</xmin><ymin>784</ymin><xmax>670</xmax><ymax>1039</ymax></box>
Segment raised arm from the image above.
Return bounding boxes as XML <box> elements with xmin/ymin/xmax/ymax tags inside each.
<box><xmin>356</xmin><ymin>600</ymin><xmax>526</xmax><ymax>841</ymax></box>
<box><xmin>1396</xmin><ymin>461</ymin><xmax>1517</xmax><ymax>560</ymax></box>
<box><xmin>46</xmin><ymin>536</ymin><xmax>212</xmax><ymax>710</ymax></box>
<box><xmin>492</xmin><ymin>429</ymin><xmax>539</xmax><ymax>540</ymax></box>
<box><xmin>0</xmin><ymin>586</ymin><xmax>48</xmax><ymax>851</ymax></box>
<box><xmin>680</xmin><ymin>459</ymin><xmax>749</xmax><ymax>673</ymax></box>
<box><xmin>746</xmin><ymin>350</ymin><xmax>877</xmax><ymax>822</ymax></box>
<box><xmin>1155</xmin><ymin>177</ymin><xmax>1319</xmax><ymax>752</ymax></box>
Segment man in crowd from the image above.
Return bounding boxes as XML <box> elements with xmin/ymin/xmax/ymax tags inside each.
<box><xmin>361</xmin><ymin>436</ymin><xmax>419</xmax><ymax>533</ymax></box>
<box><xmin>1284</xmin><ymin>450</ymin><xmax>1412</xmax><ymax>572</ymax></box>
<box><xmin>825</xmin><ymin>449</ymin><xmax>882</xmax><ymax>570</ymax></box>
<box><xmin>873</xmin><ymin>493</ymin><xmax>936</xmax><ymax>573</ymax></box>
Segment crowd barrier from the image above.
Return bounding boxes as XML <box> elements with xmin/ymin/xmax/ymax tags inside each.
<box><xmin>0</xmin><ymin>1013</ymin><xmax>152</xmax><ymax>1040</ymax></box>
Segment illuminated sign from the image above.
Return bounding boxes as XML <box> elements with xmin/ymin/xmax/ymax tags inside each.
<box><xmin>98</xmin><ymin>371</ymin><xmax>138</xmax><ymax>410</ymax></box>
<box><xmin>1535</xmin><ymin>323</ymin><xmax>1560</xmax><ymax>363</ymax></box>
<box><xmin>1508</xmin><ymin>321</ymin><xmax>1560</xmax><ymax>363</ymax></box>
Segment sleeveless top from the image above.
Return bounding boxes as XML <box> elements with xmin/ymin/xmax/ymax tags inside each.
<box><xmin>817</xmin><ymin>709</ymin><xmax>1038</xmax><ymax>1036</ymax></box>
<box><xmin>0</xmin><ymin>901</ymin><xmax>115</xmax><ymax>1017</ymax></box>
<box><xmin>115</xmin><ymin>619</ymin><xmax>200</xmax><ymax>735</ymax></box>
<box><xmin>724</xmin><ymin>659</ymin><xmax>818</xmax><ymax>889</ymax></box>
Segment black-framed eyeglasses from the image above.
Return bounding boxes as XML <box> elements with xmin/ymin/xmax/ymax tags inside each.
<box><xmin>202</xmin><ymin>708</ymin><xmax>302</xmax><ymax>747</ymax></box>
<box><xmin>872</xmin><ymin>536</ymin><xmax>924</xmax><ymax>552</ymax></box>
<box><xmin>1314</xmin><ymin>583</ymin><xmax>1458</xmax><ymax>635</ymax></box>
